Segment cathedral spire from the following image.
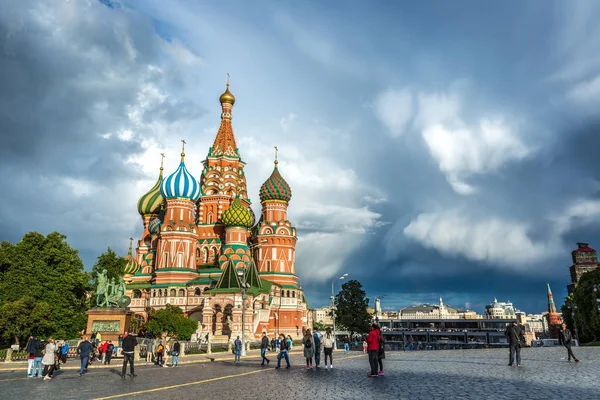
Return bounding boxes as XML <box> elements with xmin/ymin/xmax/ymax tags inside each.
<box><xmin>210</xmin><ymin>76</ymin><xmax>238</xmax><ymax>158</ymax></box>
<box><xmin>547</xmin><ymin>283</ymin><xmax>557</xmax><ymax>313</ymax></box>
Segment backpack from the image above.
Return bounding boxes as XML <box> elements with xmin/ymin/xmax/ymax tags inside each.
<box><xmin>305</xmin><ymin>339</ymin><xmax>312</xmax><ymax>349</ymax></box>
<box><xmin>157</xmin><ymin>344</ymin><xmax>164</xmax><ymax>353</ymax></box>
<box><xmin>107</xmin><ymin>344</ymin><xmax>114</xmax><ymax>352</ymax></box>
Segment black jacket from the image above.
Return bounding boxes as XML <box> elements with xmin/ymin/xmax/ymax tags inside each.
<box><xmin>559</xmin><ymin>329</ymin><xmax>573</xmax><ymax>345</ymax></box>
<box><xmin>77</xmin><ymin>340</ymin><xmax>93</xmax><ymax>357</ymax></box>
<box><xmin>122</xmin><ymin>335</ymin><xmax>137</xmax><ymax>352</ymax></box>
<box><xmin>504</xmin><ymin>325</ymin><xmax>523</xmax><ymax>346</ymax></box>
<box><xmin>261</xmin><ymin>336</ymin><xmax>269</xmax><ymax>349</ymax></box>
<box><xmin>172</xmin><ymin>341</ymin><xmax>180</xmax><ymax>353</ymax></box>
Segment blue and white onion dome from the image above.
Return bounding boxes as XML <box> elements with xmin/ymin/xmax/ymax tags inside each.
<box><xmin>160</xmin><ymin>144</ymin><xmax>201</xmax><ymax>201</ymax></box>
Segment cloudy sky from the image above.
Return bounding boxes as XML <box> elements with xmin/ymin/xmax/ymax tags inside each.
<box><xmin>2</xmin><ymin>0</ymin><xmax>600</xmax><ymax>315</ymax></box>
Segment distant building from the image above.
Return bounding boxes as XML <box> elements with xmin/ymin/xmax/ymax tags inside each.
<box><xmin>567</xmin><ymin>242</ymin><xmax>600</xmax><ymax>294</ymax></box>
<box><xmin>546</xmin><ymin>283</ymin><xmax>562</xmax><ymax>339</ymax></box>
<box><xmin>312</xmin><ymin>306</ymin><xmax>333</xmax><ymax>327</ymax></box>
<box><xmin>484</xmin><ymin>299</ymin><xmax>520</xmax><ymax>319</ymax></box>
<box><xmin>400</xmin><ymin>297</ymin><xmax>461</xmax><ymax>320</ymax></box>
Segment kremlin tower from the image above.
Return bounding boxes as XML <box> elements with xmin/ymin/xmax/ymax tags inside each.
<box><xmin>546</xmin><ymin>283</ymin><xmax>562</xmax><ymax>339</ymax></box>
<box><xmin>125</xmin><ymin>80</ymin><xmax>310</xmax><ymax>340</ymax></box>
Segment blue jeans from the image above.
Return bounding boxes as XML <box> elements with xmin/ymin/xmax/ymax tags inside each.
<box><xmin>277</xmin><ymin>350</ymin><xmax>289</xmax><ymax>368</ymax></box>
<box><xmin>235</xmin><ymin>348</ymin><xmax>241</xmax><ymax>362</ymax></box>
<box><xmin>171</xmin><ymin>353</ymin><xmax>179</xmax><ymax>366</ymax></box>
<box><xmin>32</xmin><ymin>358</ymin><xmax>43</xmax><ymax>376</ymax></box>
<box><xmin>344</xmin><ymin>344</ymin><xmax>349</xmax><ymax>354</ymax></box>
<box><xmin>79</xmin><ymin>356</ymin><xmax>89</xmax><ymax>375</ymax></box>
<box><xmin>260</xmin><ymin>348</ymin><xmax>269</xmax><ymax>364</ymax></box>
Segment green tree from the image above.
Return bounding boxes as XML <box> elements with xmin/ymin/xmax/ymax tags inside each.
<box><xmin>334</xmin><ymin>279</ymin><xmax>371</xmax><ymax>337</ymax></box>
<box><xmin>145</xmin><ymin>304</ymin><xmax>198</xmax><ymax>340</ymax></box>
<box><xmin>563</xmin><ymin>269</ymin><xmax>600</xmax><ymax>343</ymax></box>
<box><xmin>91</xmin><ymin>247</ymin><xmax>127</xmax><ymax>289</ymax></box>
<box><xmin>313</xmin><ymin>321</ymin><xmax>327</xmax><ymax>332</ymax></box>
<box><xmin>0</xmin><ymin>232</ymin><xmax>91</xmax><ymax>344</ymax></box>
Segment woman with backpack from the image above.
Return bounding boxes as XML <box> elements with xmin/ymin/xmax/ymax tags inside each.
<box><xmin>323</xmin><ymin>328</ymin><xmax>335</xmax><ymax>370</ymax></box>
<box><xmin>302</xmin><ymin>329</ymin><xmax>315</xmax><ymax>369</ymax></box>
<box><xmin>156</xmin><ymin>341</ymin><xmax>165</xmax><ymax>366</ymax></box>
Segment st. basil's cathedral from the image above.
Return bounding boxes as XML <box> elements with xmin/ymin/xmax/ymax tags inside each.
<box><xmin>123</xmin><ymin>82</ymin><xmax>311</xmax><ymax>342</ymax></box>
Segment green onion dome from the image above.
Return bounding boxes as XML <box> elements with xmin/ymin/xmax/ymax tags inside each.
<box><xmin>221</xmin><ymin>197</ymin><xmax>253</xmax><ymax>228</ymax></box>
<box><xmin>137</xmin><ymin>165</ymin><xmax>164</xmax><ymax>216</ymax></box>
<box><xmin>123</xmin><ymin>238</ymin><xmax>140</xmax><ymax>276</ymax></box>
<box><xmin>259</xmin><ymin>160</ymin><xmax>292</xmax><ymax>203</ymax></box>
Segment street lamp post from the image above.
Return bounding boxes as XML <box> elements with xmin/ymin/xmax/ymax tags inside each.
<box><xmin>568</xmin><ymin>304</ymin><xmax>580</xmax><ymax>345</ymax></box>
<box><xmin>331</xmin><ymin>273</ymin><xmax>348</xmax><ymax>350</ymax></box>
<box><xmin>237</xmin><ymin>270</ymin><xmax>250</xmax><ymax>357</ymax></box>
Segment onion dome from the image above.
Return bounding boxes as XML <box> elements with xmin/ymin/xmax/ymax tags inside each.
<box><xmin>148</xmin><ymin>216</ymin><xmax>162</xmax><ymax>235</ymax></box>
<box><xmin>160</xmin><ymin>141</ymin><xmax>201</xmax><ymax>201</ymax></box>
<box><xmin>123</xmin><ymin>237</ymin><xmax>140</xmax><ymax>276</ymax></box>
<box><xmin>221</xmin><ymin>197</ymin><xmax>253</xmax><ymax>228</ymax></box>
<box><xmin>137</xmin><ymin>157</ymin><xmax>164</xmax><ymax>216</ymax></box>
<box><xmin>259</xmin><ymin>159</ymin><xmax>292</xmax><ymax>203</ymax></box>
<box><xmin>219</xmin><ymin>82</ymin><xmax>235</xmax><ymax>105</ymax></box>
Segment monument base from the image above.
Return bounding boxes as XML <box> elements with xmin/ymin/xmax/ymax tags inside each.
<box><xmin>86</xmin><ymin>308</ymin><xmax>134</xmax><ymax>342</ymax></box>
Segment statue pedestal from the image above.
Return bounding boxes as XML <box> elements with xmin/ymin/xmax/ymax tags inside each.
<box><xmin>86</xmin><ymin>308</ymin><xmax>134</xmax><ymax>342</ymax></box>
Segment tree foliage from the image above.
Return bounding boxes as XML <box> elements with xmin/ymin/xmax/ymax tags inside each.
<box><xmin>334</xmin><ymin>279</ymin><xmax>371</xmax><ymax>336</ymax></box>
<box><xmin>562</xmin><ymin>269</ymin><xmax>600</xmax><ymax>343</ymax></box>
<box><xmin>313</xmin><ymin>321</ymin><xmax>327</xmax><ymax>332</ymax></box>
<box><xmin>0</xmin><ymin>232</ymin><xmax>91</xmax><ymax>344</ymax></box>
<box><xmin>145</xmin><ymin>304</ymin><xmax>198</xmax><ymax>340</ymax></box>
<box><xmin>91</xmin><ymin>247</ymin><xmax>127</xmax><ymax>289</ymax></box>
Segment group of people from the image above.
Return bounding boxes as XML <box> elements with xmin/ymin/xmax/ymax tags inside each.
<box><xmin>366</xmin><ymin>324</ymin><xmax>386</xmax><ymax>377</ymax></box>
<box><xmin>142</xmin><ymin>337</ymin><xmax>181</xmax><ymax>367</ymax></box>
<box><xmin>504</xmin><ymin>320</ymin><xmax>581</xmax><ymax>366</ymax></box>
<box><xmin>25</xmin><ymin>336</ymin><xmax>69</xmax><ymax>380</ymax></box>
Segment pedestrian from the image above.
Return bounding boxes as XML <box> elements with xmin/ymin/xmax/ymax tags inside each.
<box><xmin>275</xmin><ymin>333</ymin><xmax>290</xmax><ymax>369</ymax></box>
<box><xmin>408</xmin><ymin>335</ymin><xmax>414</xmax><ymax>351</ymax></box>
<box><xmin>323</xmin><ymin>328</ymin><xmax>334</xmax><ymax>370</ymax></box>
<box><xmin>302</xmin><ymin>329</ymin><xmax>315</xmax><ymax>369</ymax></box>
<box><xmin>504</xmin><ymin>320</ymin><xmax>524</xmax><ymax>367</ymax></box>
<box><xmin>104</xmin><ymin>341</ymin><xmax>114</xmax><ymax>365</ymax></box>
<box><xmin>76</xmin><ymin>337</ymin><xmax>93</xmax><ymax>377</ymax></box>
<box><xmin>378</xmin><ymin>328</ymin><xmax>385</xmax><ymax>376</ymax></box>
<box><xmin>90</xmin><ymin>332</ymin><xmax>97</xmax><ymax>346</ymax></box>
<box><xmin>362</xmin><ymin>340</ymin><xmax>367</xmax><ymax>354</ymax></box>
<box><xmin>26</xmin><ymin>336</ymin><xmax>38</xmax><ymax>377</ymax></box>
<box><xmin>234</xmin><ymin>336</ymin><xmax>242</xmax><ymax>363</ymax></box>
<box><xmin>260</xmin><ymin>332</ymin><xmax>270</xmax><ymax>366</ymax></box>
<box><xmin>121</xmin><ymin>332</ymin><xmax>137</xmax><ymax>379</ymax></box>
<box><xmin>42</xmin><ymin>338</ymin><xmax>57</xmax><ymax>380</ymax></box>
<box><xmin>270</xmin><ymin>337</ymin><xmax>275</xmax><ymax>352</ymax></box>
<box><xmin>558</xmin><ymin>323</ymin><xmax>580</xmax><ymax>363</ymax></box>
<box><xmin>287</xmin><ymin>335</ymin><xmax>293</xmax><ymax>351</ymax></box>
<box><xmin>60</xmin><ymin>340</ymin><xmax>69</xmax><ymax>366</ymax></box>
<box><xmin>344</xmin><ymin>339</ymin><xmax>350</xmax><ymax>354</ymax></box>
<box><xmin>171</xmin><ymin>339</ymin><xmax>180</xmax><ymax>367</ymax></box>
<box><xmin>156</xmin><ymin>341</ymin><xmax>165</xmax><ymax>366</ymax></box>
<box><xmin>366</xmin><ymin>324</ymin><xmax>380</xmax><ymax>377</ymax></box>
<box><xmin>96</xmin><ymin>332</ymin><xmax>102</xmax><ymax>347</ymax></box>
<box><xmin>97</xmin><ymin>341</ymin><xmax>104</xmax><ymax>363</ymax></box>
<box><xmin>313</xmin><ymin>329</ymin><xmax>322</xmax><ymax>367</ymax></box>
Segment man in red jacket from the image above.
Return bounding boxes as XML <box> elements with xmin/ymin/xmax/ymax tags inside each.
<box><xmin>366</xmin><ymin>324</ymin><xmax>380</xmax><ymax>377</ymax></box>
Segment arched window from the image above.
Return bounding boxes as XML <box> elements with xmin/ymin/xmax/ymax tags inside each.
<box><xmin>207</xmin><ymin>211</ymin><xmax>214</xmax><ymax>224</ymax></box>
<box><xmin>292</xmin><ymin>291</ymin><xmax>295</xmax><ymax>298</ymax></box>
<box><xmin>152</xmin><ymin>290</ymin><xmax>156</xmax><ymax>298</ymax></box>
<box><xmin>202</xmin><ymin>247</ymin><xmax>208</xmax><ymax>264</ymax></box>
<box><xmin>194</xmin><ymin>288</ymin><xmax>201</xmax><ymax>296</ymax></box>
<box><xmin>132</xmin><ymin>290</ymin><xmax>142</xmax><ymax>299</ymax></box>
<box><xmin>170</xmin><ymin>289</ymin><xmax>176</xmax><ymax>297</ymax></box>
<box><xmin>286</xmin><ymin>290</ymin><xmax>290</xmax><ymax>298</ymax></box>
<box><xmin>178</xmin><ymin>289</ymin><xmax>185</xmax><ymax>297</ymax></box>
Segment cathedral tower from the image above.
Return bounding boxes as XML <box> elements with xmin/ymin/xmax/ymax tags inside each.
<box><xmin>546</xmin><ymin>283</ymin><xmax>562</xmax><ymax>339</ymax></box>
<box><xmin>254</xmin><ymin>150</ymin><xmax>298</xmax><ymax>288</ymax></box>
<box><xmin>154</xmin><ymin>141</ymin><xmax>200</xmax><ymax>284</ymax></box>
<box><xmin>197</xmin><ymin>80</ymin><xmax>252</xmax><ymax>268</ymax></box>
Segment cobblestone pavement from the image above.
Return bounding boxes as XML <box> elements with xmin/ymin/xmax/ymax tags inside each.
<box><xmin>1</xmin><ymin>347</ymin><xmax>599</xmax><ymax>399</ymax></box>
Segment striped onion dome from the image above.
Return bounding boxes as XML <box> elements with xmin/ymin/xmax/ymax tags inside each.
<box><xmin>160</xmin><ymin>153</ymin><xmax>200</xmax><ymax>201</ymax></box>
<box><xmin>137</xmin><ymin>166</ymin><xmax>164</xmax><ymax>216</ymax></box>
<box><xmin>148</xmin><ymin>216</ymin><xmax>162</xmax><ymax>235</ymax></box>
<box><xmin>123</xmin><ymin>238</ymin><xmax>140</xmax><ymax>276</ymax></box>
<box><xmin>259</xmin><ymin>160</ymin><xmax>292</xmax><ymax>203</ymax></box>
<box><xmin>221</xmin><ymin>197</ymin><xmax>253</xmax><ymax>228</ymax></box>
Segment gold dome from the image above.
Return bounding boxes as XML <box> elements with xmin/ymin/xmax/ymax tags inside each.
<box><xmin>219</xmin><ymin>84</ymin><xmax>235</xmax><ymax>105</ymax></box>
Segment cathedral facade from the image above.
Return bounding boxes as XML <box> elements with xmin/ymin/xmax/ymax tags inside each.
<box><xmin>124</xmin><ymin>83</ymin><xmax>310</xmax><ymax>341</ymax></box>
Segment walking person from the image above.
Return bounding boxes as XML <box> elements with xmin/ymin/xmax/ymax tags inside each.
<box><xmin>26</xmin><ymin>336</ymin><xmax>38</xmax><ymax>377</ymax></box>
<box><xmin>156</xmin><ymin>341</ymin><xmax>165</xmax><ymax>366</ymax></box>
<box><xmin>234</xmin><ymin>336</ymin><xmax>242</xmax><ymax>363</ymax></box>
<box><xmin>287</xmin><ymin>335</ymin><xmax>293</xmax><ymax>351</ymax></box>
<box><xmin>323</xmin><ymin>328</ymin><xmax>335</xmax><ymax>370</ymax></box>
<box><xmin>121</xmin><ymin>332</ymin><xmax>137</xmax><ymax>379</ymax></box>
<box><xmin>313</xmin><ymin>329</ymin><xmax>322</xmax><ymax>367</ymax></box>
<box><xmin>558</xmin><ymin>323</ymin><xmax>580</xmax><ymax>363</ymax></box>
<box><xmin>42</xmin><ymin>338</ymin><xmax>57</xmax><ymax>380</ymax></box>
<box><xmin>76</xmin><ymin>337</ymin><xmax>93</xmax><ymax>377</ymax></box>
<box><xmin>504</xmin><ymin>320</ymin><xmax>524</xmax><ymax>367</ymax></box>
<box><xmin>362</xmin><ymin>340</ymin><xmax>367</xmax><ymax>354</ymax></box>
<box><xmin>260</xmin><ymin>332</ymin><xmax>270</xmax><ymax>366</ymax></box>
<box><xmin>60</xmin><ymin>340</ymin><xmax>69</xmax><ymax>366</ymax></box>
<box><xmin>104</xmin><ymin>341</ymin><xmax>114</xmax><ymax>365</ymax></box>
<box><xmin>366</xmin><ymin>324</ymin><xmax>380</xmax><ymax>377</ymax></box>
<box><xmin>302</xmin><ymin>329</ymin><xmax>315</xmax><ymax>369</ymax></box>
<box><xmin>171</xmin><ymin>339</ymin><xmax>180</xmax><ymax>367</ymax></box>
<box><xmin>378</xmin><ymin>328</ymin><xmax>385</xmax><ymax>376</ymax></box>
<box><xmin>275</xmin><ymin>333</ymin><xmax>291</xmax><ymax>369</ymax></box>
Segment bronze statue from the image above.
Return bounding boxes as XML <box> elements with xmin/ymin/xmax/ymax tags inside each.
<box><xmin>96</xmin><ymin>271</ymin><xmax>131</xmax><ymax>308</ymax></box>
